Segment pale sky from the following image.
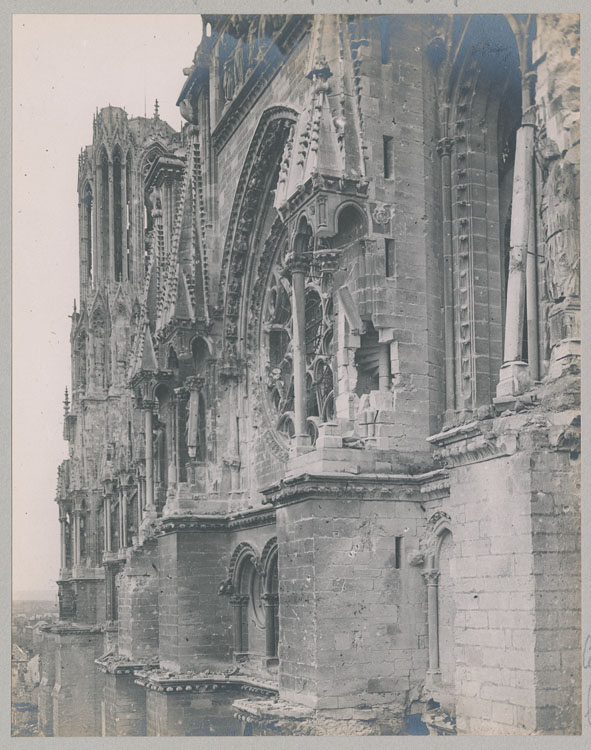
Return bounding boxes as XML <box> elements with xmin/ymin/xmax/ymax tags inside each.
<box><xmin>12</xmin><ymin>14</ymin><xmax>202</xmax><ymax>594</ymax></box>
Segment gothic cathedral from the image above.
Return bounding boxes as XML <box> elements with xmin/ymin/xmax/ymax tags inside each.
<box><xmin>40</xmin><ymin>14</ymin><xmax>580</xmax><ymax>736</ymax></box>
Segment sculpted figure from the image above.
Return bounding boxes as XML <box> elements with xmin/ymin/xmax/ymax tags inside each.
<box><xmin>223</xmin><ymin>57</ymin><xmax>235</xmax><ymax>102</ymax></box>
<box><xmin>186</xmin><ymin>388</ymin><xmax>199</xmax><ymax>458</ymax></box>
<box><xmin>542</xmin><ymin>158</ymin><xmax>580</xmax><ymax>302</ymax></box>
<box><xmin>232</xmin><ymin>16</ymin><xmax>247</xmax><ymax>87</ymax></box>
<box><xmin>93</xmin><ymin>323</ymin><xmax>105</xmax><ymax>388</ymax></box>
<box><xmin>257</xmin><ymin>15</ymin><xmax>274</xmax><ymax>57</ymax></box>
<box><xmin>246</xmin><ymin>17</ymin><xmax>259</xmax><ymax>71</ymax></box>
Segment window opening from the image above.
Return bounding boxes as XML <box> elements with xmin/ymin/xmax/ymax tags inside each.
<box><xmin>383</xmin><ymin>135</ymin><xmax>394</xmax><ymax>179</ymax></box>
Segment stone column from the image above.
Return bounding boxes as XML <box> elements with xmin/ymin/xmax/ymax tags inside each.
<box><xmin>437</xmin><ymin>136</ymin><xmax>456</xmax><ymax>416</ymax></box>
<box><xmin>526</xmin><ymin>190</ymin><xmax>539</xmax><ymax>380</ymax></box>
<box><xmin>497</xmin><ymin>21</ymin><xmax>535</xmax><ymax>399</ymax></box>
<box><xmin>121</xmin><ymin>489</ymin><xmax>128</xmax><ymax>549</ymax></box>
<box><xmin>59</xmin><ymin>519</ymin><xmax>67</xmax><ymax>570</ymax></box>
<box><xmin>423</xmin><ymin>566</ymin><xmax>440</xmax><ymax>673</ymax></box>
<box><xmin>137</xmin><ymin>479</ymin><xmax>143</xmax><ymax>526</ymax></box>
<box><xmin>230</xmin><ymin>595</ymin><xmax>246</xmax><ymax>654</ymax></box>
<box><xmin>174</xmin><ymin>388</ymin><xmax>185</xmax><ymax>482</ymax></box>
<box><xmin>185</xmin><ymin>376</ymin><xmax>204</xmax><ymax>461</ymax></box>
<box><xmin>504</xmin><ymin>125</ymin><xmax>533</xmax><ymax>361</ymax></box>
<box><xmin>262</xmin><ymin>593</ymin><xmax>278</xmax><ymax>659</ymax></box>
<box><xmin>104</xmin><ymin>496</ymin><xmax>112</xmax><ymax>553</ymax></box>
<box><xmin>286</xmin><ymin>254</ymin><xmax>309</xmax><ymax>446</ymax></box>
<box><xmin>168</xmin><ymin>392</ymin><xmax>178</xmax><ymax>487</ymax></box>
<box><xmin>143</xmin><ymin>402</ymin><xmax>156</xmax><ymax>513</ymax></box>
<box><xmin>73</xmin><ymin>510</ymin><xmax>81</xmax><ymax>566</ymax></box>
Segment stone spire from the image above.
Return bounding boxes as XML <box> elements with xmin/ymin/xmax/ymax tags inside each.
<box><xmin>274</xmin><ymin>15</ymin><xmax>365</xmax><ymax>211</ymax></box>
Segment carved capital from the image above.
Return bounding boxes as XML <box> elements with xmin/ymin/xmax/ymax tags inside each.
<box><xmin>230</xmin><ymin>594</ymin><xmax>249</xmax><ymax>607</ymax></box>
<box><xmin>283</xmin><ymin>252</ymin><xmax>309</xmax><ymax>276</ymax></box>
<box><xmin>218</xmin><ymin>578</ymin><xmax>234</xmax><ymax>596</ymax></box>
<box><xmin>422</xmin><ymin>569</ymin><xmax>440</xmax><ymax>585</ymax></box>
<box><xmin>313</xmin><ymin>249</ymin><xmax>340</xmax><ymax>274</ymax></box>
<box><xmin>184</xmin><ymin>376</ymin><xmax>205</xmax><ymax>393</ymax></box>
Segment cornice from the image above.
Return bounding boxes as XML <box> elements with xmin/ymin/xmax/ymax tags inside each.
<box><xmin>152</xmin><ymin>506</ymin><xmax>276</xmax><ymax>537</ymax></box>
<box><xmin>277</xmin><ymin>173</ymin><xmax>369</xmax><ymax>223</ymax></box>
<box><xmin>427</xmin><ymin>420</ymin><xmax>519</xmax><ymax>468</ymax></box>
<box><xmin>134</xmin><ymin>668</ymin><xmax>278</xmax><ymax>697</ymax></box>
<box><xmin>95</xmin><ymin>655</ymin><xmax>159</xmax><ymax>675</ymax></box>
<box><xmin>41</xmin><ymin>623</ymin><xmax>103</xmax><ymax>636</ymax></box>
<box><xmin>261</xmin><ymin>470</ymin><xmax>448</xmax><ymax>508</ymax></box>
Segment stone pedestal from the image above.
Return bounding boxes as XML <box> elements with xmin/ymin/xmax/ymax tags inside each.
<box><xmin>269</xmin><ymin>476</ymin><xmax>427</xmax><ymax>717</ymax></box>
<box><xmin>50</xmin><ymin>626</ymin><xmax>105</xmax><ymax>736</ymax></box>
<box><xmin>494</xmin><ymin>360</ymin><xmax>531</xmax><ymax>404</ymax></box>
<box><xmin>157</xmin><ymin>525</ymin><xmax>232</xmax><ymax>672</ymax></box>
<box><xmin>103</xmin><ymin>672</ymin><xmax>147</xmax><ymax>736</ymax></box>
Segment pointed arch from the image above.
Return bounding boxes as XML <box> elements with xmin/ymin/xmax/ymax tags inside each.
<box><xmin>441</xmin><ymin>15</ymin><xmax>523</xmax><ymax>411</ymax></box>
<box><xmin>112</xmin><ymin>146</ymin><xmax>124</xmax><ymax>281</ymax></box>
<box><xmin>218</xmin><ymin>106</ymin><xmax>299</xmax><ymax>345</ymax></box>
<box><xmin>97</xmin><ymin>146</ymin><xmax>110</xmax><ymax>280</ymax></box>
<box><xmin>139</xmin><ymin>141</ymin><xmax>167</xmax><ymax>180</ymax></box>
<box><xmin>228</xmin><ymin>541</ymin><xmax>260</xmax><ymax>586</ymax></box>
<box><xmin>81</xmin><ymin>181</ymin><xmax>94</xmax><ymax>286</ymax></box>
<box><xmin>260</xmin><ymin>536</ymin><xmax>278</xmax><ymax>579</ymax></box>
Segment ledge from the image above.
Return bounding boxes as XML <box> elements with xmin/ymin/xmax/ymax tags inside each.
<box><xmin>134</xmin><ymin>667</ymin><xmax>278</xmax><ymax>697</ymax></box>
<box><xmin>152</xmin><ymin>505</ymin><xmax>276</xmax><ymax>536</ymax></box>
<box><xmin>95</xmin><ymin>652</ymin><xmax>159</xmax><ymax>675</ymax></box>
<box><xmin>427</xmin><ymin>421</ymin><xmax>518</xmax><ymax>468</ymax></box>
<box><xmin>261</xmin><ymin>469</ymin><xmax>448</xmax><ymax>507</ymax></box>
<box><xmin>40</xmin><ymin>622</ymin><xmax>104</xmax><ymax>636</ymax></box>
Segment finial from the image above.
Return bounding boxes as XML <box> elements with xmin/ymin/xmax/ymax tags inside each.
<box><xmin>63</xmin><ymin>387</ymin><xmax>70</xmax><ymax>415</ymax></box>
<box><xmin>73</xmin><ymin>299</ymin><xmax>77</xmax><ymax>314</ymax></box>
<box><xmin>154</xmin><ymin>99</ymin><xmax>160</xmax><ymax>119</ymax></box>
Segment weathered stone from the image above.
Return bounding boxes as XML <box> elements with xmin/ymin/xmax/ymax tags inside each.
<box><xmin>41</xmin><ymin>11</ymin><xmax>580</xmax><ymax>739</ymax></box>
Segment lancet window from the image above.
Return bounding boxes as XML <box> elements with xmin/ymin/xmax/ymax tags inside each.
<box><xmin>81</xmin><ymin>184</ymin><xmax>93</xmax><ymax>285</ymax></box>
<box><xmin>261</xmin><ymin>234</ymin><xmax>335</xmax><ymax>445</ymax></box>
<box><xmin>113</xmin><ymin>149</ymin><xmax>124</xmax><ymax>281</ymax></box>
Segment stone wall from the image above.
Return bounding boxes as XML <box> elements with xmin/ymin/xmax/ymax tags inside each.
<box><xmin>37</xmin><ymin>631</ymin><xmax>56</xmax><ymax>736</ymax></box>
<box><xmin>530</xmin><ymin>445</ymin><xmax>580</xmax><ymax>733</ymax></box>
<box><xmin>276</xmin><ymin>490</ymin><xmax>426</xmax><ymax>722</ymax></box>
<box><xmin>51</xmin><ymin>630</ymin><xmax>104</xmax><ymax>736</ymax></box>
<box><xmin>103</xmin><ymin>672</ymin><xmax>146</xmax><ymax>736</ymax></box>
<box><xmin>447</xmin><ymin>449</ymin><xmax>538</xmax><ymax>734</ymax></box>
<box><xmin>158</xmin><ymin>530</ymin><xmax>232</xmax><ymax>671</ymax></box>
<box><xmin>118</xmin><ymin>540</ymin><xmax>159</xmax><ymax>661</ymax></box>
<box><xmin>446</xmin><ymin>414</ymin><xmax>580</xmax><ymax>734</ymax></box>
<box><xmin>146</xmin><ymin>687</ymin><xmax>245</xmax><ymax>736</ymax></box>
<box><xmin>73</xmin><ymin>578</ymin><xmax>105</xmax><ymax>624</ymax></box>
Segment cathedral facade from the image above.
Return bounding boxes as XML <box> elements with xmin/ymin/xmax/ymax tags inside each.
<box><xmin>39</xmin><ymin>13</ymin><xmax>580</xmax><ymax>736</ymax></box>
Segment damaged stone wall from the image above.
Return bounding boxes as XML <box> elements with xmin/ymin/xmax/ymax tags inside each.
<box><xmin>43</xmin><ymin>12</ymin><xmax>580</xmax><ymax>739</ymax></box>
<box><xmin>276</xmin><ymin>491</ymin><xmax>427</xmax><ymax>724</ymax></box>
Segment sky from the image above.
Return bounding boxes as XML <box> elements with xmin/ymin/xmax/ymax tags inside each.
<box><xmin>12</xmin><ymin>14</ymin><xmax>202</xmax><ymax>595</ymax></box>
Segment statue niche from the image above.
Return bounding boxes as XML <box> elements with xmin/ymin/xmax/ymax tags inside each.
<box><xmin>75</xmin><ymin>332</ymin><xmax>87</xmax><ymax>390</ymax></box>
<box><xmin>90</xmin><ymin>310</ymin><xmax>107</xmax><ymax>390</ymax></box>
